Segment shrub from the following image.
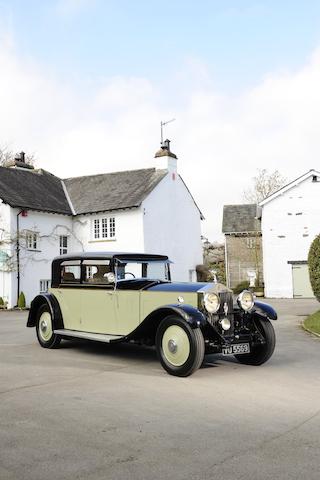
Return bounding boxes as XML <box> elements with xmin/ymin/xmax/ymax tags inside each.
<box><xmin>233</xmin><ymin>280</ymin><xmax>250</xmax><ymax>294</ymax></box>
<box><xmin>0</xmin><ymin>297</ymin><xmax>4</xmax><ymax>306</ymax></box>
<box><xmin>308</xmin><ymin>235</ymin><xmax>320</xmax><ymax>301</ymax></box>
<box><xmin>18</xmin><ymin>292</ymin><xmax>26</xmax><ymax>309</ymax></box>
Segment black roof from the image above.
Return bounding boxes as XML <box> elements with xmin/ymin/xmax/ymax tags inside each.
<box><xmin>222</xmin><ymin>204</ymin><xmax>261</xmax><ymax>233</ymax></box>
<box><xmin>63</xmin><ymin>168</ymin><xmax>167</xmax><ymax>215</ymax></box>
<box><xmin>0</xmin><ymin>166</ymin><xmax>72</xmax><ymax>215</ymax></box>
<box><xmin>53</xmin><ymin>252</ymin><xmax>169</xmax><ymax>262</ymax></box>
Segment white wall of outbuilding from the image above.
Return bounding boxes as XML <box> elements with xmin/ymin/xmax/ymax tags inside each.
<box><xmin>262</xmin><ymin>175</ymin><xmax>320</xmax><ymax>298</ymax></box>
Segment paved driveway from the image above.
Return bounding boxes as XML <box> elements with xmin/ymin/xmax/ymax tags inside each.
<box><xmin>0</xmin><ymin>299</ymin><xmax>319</xmax><ymax>480</ymax></box>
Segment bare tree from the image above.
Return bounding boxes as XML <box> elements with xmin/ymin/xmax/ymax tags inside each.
<box><xmin>243</xmin><ymin>169</ymin><xmax>287</xmax><ymax>204</ymax></box>
<box><xmin>0</xmin><ymin>146</ymin><xmax>35</xmax><ymax>167</ymax></box>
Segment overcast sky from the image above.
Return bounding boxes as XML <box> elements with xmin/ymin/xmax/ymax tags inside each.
<box><xmin>1</xmin><ymin>0</ymin><xmax>320</xmax><ymax>240</ymax></box>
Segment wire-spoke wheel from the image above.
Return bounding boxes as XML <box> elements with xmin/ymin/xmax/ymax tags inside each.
<box><xmin>156</xmin><ymin>315</ymin><xmax>205</xmax><ymax>377</ymax></box>
<box><xmin>36</xmin><ymin>304</ymin><xmax>61</xmax><ymax>348</ymax></box>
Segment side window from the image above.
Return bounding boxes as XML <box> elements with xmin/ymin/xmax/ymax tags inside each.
<box><xmin>60</xmin><ymin>261</ymin><xmax>81</xmax><ymax>284</ymax></box>
<box><xmin>83</xmin><ymin>260</ymin><xmax>112</xmax><ymax>285</ymax></box>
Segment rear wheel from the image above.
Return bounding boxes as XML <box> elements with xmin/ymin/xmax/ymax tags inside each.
<box><xmin>156</xmin><ymin>316</ymin><xmax>205</xmax><ymax>377</ymax></box>
<box><xmin>36</xmin><ymin>304</ymin><xmax>61</xmax><ymax>348</ymax></box>
<box><xmin>235</xmin><ymin>318</ymin><xmax>275</xmax><ymax>365</ymax></box>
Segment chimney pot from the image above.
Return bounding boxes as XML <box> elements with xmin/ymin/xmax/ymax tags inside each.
<box><xmin>162</xmin><ymin>139</ymin><xmax>171</xmax><ymax>151</ymax></box>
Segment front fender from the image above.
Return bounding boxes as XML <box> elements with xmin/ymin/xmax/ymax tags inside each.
<box><xmin>125</xmin><ymin>304</ymin><xmax>206</xmax><ymax>343</ymax></box>
<box><xmin>27</xmin><ymin>293</ymin><xmax>64</xmax><ymax>329</ymax></box>
<box><xmin>154</xmin><ymin>304</ymin><xmax>207</xmax><ymax>328</ymax></box>
<box><xmin>253</xmin><ymin>301</ymin><xmax>277</xmax><ymax>320</ymax></box>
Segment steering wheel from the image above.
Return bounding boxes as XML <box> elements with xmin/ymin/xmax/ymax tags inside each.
<box><xmin>124</xmin><ymin>272</ymin><xmax>136</xmax><ymax>278</ymax></box>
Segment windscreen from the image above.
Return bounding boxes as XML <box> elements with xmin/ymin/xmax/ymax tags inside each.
<box><xmin>115</xmin><ymin>260</ymin><xmax>170</xmax><ymax>281</ymax></box>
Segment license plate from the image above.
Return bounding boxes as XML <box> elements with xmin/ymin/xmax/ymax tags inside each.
<box><xmin>222</xmin><ymin>343</ymin><xmax>250</xmax><ymax>355</ymax></box>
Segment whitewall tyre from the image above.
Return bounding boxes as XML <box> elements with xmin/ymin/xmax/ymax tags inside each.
<box><xmin>36</xmin><ymin>304</ymin><xmax>61</xmax><ymax>349</ymax></box>
<box><xmin>156</xmin><ymin>315</ymin><xmax>205</xmax><ymax>377</ymax></box>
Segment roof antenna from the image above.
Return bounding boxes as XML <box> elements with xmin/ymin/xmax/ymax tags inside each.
<box><xmin>160</xmin><ymin>119</ymin><xmax>175</xmax><ymax>146</ymax></box>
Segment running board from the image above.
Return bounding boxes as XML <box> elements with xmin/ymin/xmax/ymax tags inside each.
<box><xmin>53</xmin><ymin>329</ymin><xmax>124</xmax><ymax>343</ymax></box>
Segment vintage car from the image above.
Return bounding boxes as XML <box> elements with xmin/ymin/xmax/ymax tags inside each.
<box><xmin>27</xmin><ymin>252</ymin><xmax>277</xmax><ymax>377</ymax></box>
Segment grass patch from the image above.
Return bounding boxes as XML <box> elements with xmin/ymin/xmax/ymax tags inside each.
<box><xmin>303</xmin><ymin>310</ymin><xmax>320</xmax><ymax>336</ymax></box>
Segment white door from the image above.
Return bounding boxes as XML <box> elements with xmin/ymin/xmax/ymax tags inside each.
<box><xmin>292</xmin><ymin>264</ymin><xmax>314</xmax><ymax>298</ymax></box>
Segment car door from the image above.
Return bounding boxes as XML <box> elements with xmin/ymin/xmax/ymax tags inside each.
<box><xmin>114</xmin><ymin>290</ymin><xmax>140</xmax><ymax>336</ymax></box>
<box><xmin>52</xmin><ymin>261</ymin><xmax>83</xmax><ymax>331</ymax></box>
<box><xmin>80</xmin><ymin>260</ymin><xmax>118</xmax><ymax>334</ymax></box>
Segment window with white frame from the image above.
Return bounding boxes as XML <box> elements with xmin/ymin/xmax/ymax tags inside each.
<box><xmin>94</xmin><ymin>219</ymin><xmax>100</xmax><ymax>239</ymax></box>
<box><xmin>92</xmin><ymin>217</ymin><xmax>116</xmax><ymax>240</ymax></box>
<box><xmin>40</xmin><ymin>279</ymin><xmax>51</xmax><ymax>293</ymax></box>
<box><xmin>246</xmin><ymin>237</ymin><xmax>255</xmax><ymax>249</ymax></box>
<box><xmin>26</xmin><ymin>232</ymin><xmax>39</xmax><ymax>250</ymax></box>
<box><xmin>59</xmin><ymin>236</ymin><xmax>68</xmax><ymax>255</ymax></box>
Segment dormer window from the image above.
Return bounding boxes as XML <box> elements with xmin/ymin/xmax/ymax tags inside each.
<box><xmin>92</xmin><ymin>217</ymin><xmax>116</xmax><ymax>240</ymax></box>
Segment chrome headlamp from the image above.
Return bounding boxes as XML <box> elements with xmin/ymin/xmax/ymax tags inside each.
<box><xmin>237</xmin><ymin>290</ymin><xmax>254</xmax><ymax>312</ymax></box>
<box><xmin>204</xmin><ymin>292</ymin><xmax>220</xmax><ymax>314</ymax></box>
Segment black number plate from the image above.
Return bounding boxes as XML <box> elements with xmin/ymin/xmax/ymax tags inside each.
<box><xmin>222</xmin><ymin>343</ymin><xmax>250</xmax><ymax>355</ymax></box>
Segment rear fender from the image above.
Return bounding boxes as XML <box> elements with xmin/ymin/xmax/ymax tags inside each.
<box><xmin>27</xmin><ymin>293</ymin><xmax>64</xmax><ymax>329</ymax></box>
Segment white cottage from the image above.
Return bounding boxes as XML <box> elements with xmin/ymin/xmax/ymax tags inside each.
<box><xmin>0</xmin><ymin>142</ymin><xmax>203</xmax><ymax>308</ymax></box>
<box><xmin>260</xmin><ymin>169</ymin><xmax>320</xmax><ymax>298</ymax></box>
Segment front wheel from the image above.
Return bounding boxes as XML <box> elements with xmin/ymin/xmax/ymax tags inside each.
<box><xmin>36</xmin><ymin>304</ymin><xmax>61</xmax><ymax>348</ymax></box>
<box><xmin>156</xmin><ymin>316</ymin><xmax>205</xmax><ymax>377</ymax></box>
<box><xmin>235</xmin><ymin>318</ymin><xmax>276</xmax><ymax>365</ymax></box>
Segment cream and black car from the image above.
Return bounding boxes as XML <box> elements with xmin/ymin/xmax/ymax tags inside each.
<box><xmin>27</xmin><ymin>252</ymin><xmax>277</xmax><ymax>377</ymax></box>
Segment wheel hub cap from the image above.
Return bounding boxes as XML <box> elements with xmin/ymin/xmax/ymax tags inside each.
<box><xmin>168</xmin><ymin>339</ymin><xmax>177</xmax><ymax>354</ymax></box>
<box><xmin>162</xmin><ymin>325</ymin><xmax>190</xmax><ymax>367</ymax></box>
<box><xmin>40</xmin><ymin>320</ymin><xmax>48</xmax><ymax>333</ymax></box>
<box><xmin>38</xmin><ymin>312</ymin><xmax>53</xmax><ymax>341</ymax></box>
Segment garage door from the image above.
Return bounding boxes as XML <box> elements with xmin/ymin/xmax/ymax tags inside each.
<box><xmin>292</xmin><ymin>264</ymin><xmax>314</xmax><ymax>298</ymax></box>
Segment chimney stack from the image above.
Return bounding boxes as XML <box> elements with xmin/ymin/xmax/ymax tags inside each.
<box><xmin>154</xmin><ymin>139</ymin><xmax>177</xmax><ymax>173</ymax></box>
<box><xmin>6</xmin><ymin>151</ymin><xmax>34</xmax><ymax>170</ymax></box>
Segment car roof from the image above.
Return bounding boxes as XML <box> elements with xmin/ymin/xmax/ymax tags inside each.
<box><xmin>53</xmin><ymin>252</ymin><xmax>170</xmax><ymax>262</ymax></box>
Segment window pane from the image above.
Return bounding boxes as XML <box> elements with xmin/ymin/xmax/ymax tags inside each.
<box><xmin>102</xmin><ymin>218</ymin><xmax>108</xmax><ymax>238</ymax></box>
<box><xmin>94</xmin><ymin>219</ymin><xmax>100</xmax><ymax>239</ymax></box>
<box><xmin>83</xmin><ymin>263</ymin><xmax>112</xmax><ymax>284</ymax></box>
<box><xmin>109</xmin><ymin>218</ymin><xmax>115</xmax><ymax>237</ymax></box>
<box><xmin>26</xmin><ymin>232</ymin><xmax>38</xmax><ymax>250</ymax></box>
<box><xmin>59</xmin><ymin>236</ymin><xmax>68</xmax><ymax>255</ymax></box>
<box><xmin>60</xmin><ymin>265</ymin><xmax>81</xmax><ymax>283</ymax></box>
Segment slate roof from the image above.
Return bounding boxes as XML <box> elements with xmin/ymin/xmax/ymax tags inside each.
<box><xmin>0</xmin><ymin>166</ymin><xmax>72</xmax><ymax>215</ymax></box>
<box><xmin>63</xmin><ymin>168</ymin><xmax>167</xmax><ymax>215</ymax></box>
<box><xmin>0</xmin><ymin>165</ymin><xmax>202</xmax><ymax>218</ymax></box>
<box><xmin>222</xmin><ymin>204</ymin><xmax>261</xmax><ymax>234</ymax></box>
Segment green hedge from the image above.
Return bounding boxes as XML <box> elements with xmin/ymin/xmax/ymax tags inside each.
<box><xmin>308</xmin><ymin>235</ymin><xmax>320</xmax><ymax>301</ymax></box>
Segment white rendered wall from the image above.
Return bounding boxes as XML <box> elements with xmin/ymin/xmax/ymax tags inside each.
<box><xmin>0</xmin><ymin>200</ymin><xmax>14</xmax><ymax>307</ymax></box>
<box><xmin>72</xmin><ymin>209</ymin><xmax>145</xmax><ymax>254</ymax></box>
<box><xmin>142</xmin><ymin>172</ymin><xmax>203</xmax><ymax>281</ymax></box>
<box><xmin>262</xmin><ymin>177</ymin><xmax>320</xmax><ymax>298</ymax></box>
<box><xmin>10</xmin><ymin>209</ymin><xmax>74</xmax><ymax>307</ymax></box>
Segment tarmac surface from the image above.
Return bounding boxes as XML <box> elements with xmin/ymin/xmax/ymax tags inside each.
<box><xmin>0</xmin><ymin>298</ymin><xmax>319</xmax><ymax>480</ymax></box>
